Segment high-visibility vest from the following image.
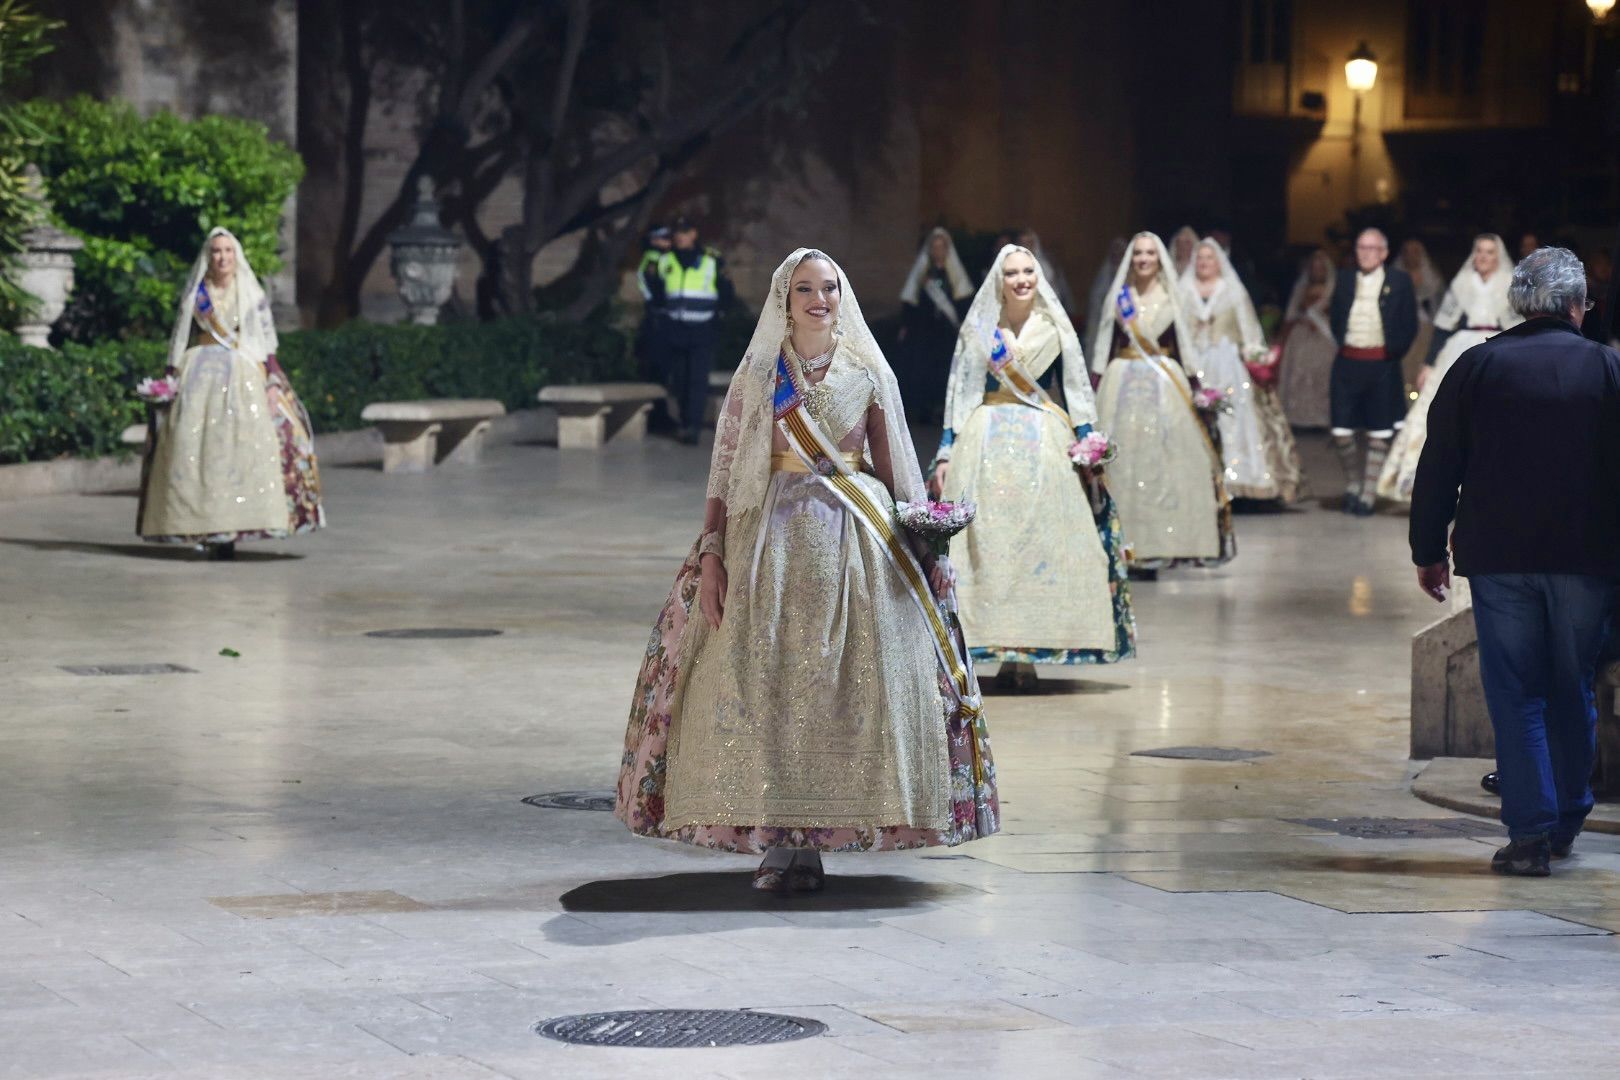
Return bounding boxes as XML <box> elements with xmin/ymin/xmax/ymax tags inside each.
<box><xmin>637</xmin><ymin>249</ymin><xmax>662</xmax><ymax>302</ymax></box>
<box><xmin>657</xmin><ymin>250</ymin><xmax>720</xmax><ymax>323</ymax></box>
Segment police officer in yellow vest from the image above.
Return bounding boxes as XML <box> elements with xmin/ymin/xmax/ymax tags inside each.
<box><xmin>644</xmin><ymin>217</ymin><xmax>734</xmax><ymax>445</ymax></box>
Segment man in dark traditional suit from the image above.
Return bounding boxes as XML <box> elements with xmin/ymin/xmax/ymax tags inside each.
<box><xmin>1329</xmin><ymin>228</ymin><xmax>1419</xmax><ymax>516</ymax></box>
<box><xmin>1410</xmin><ymin>246</ymin><xmax>1620</xmax><ymax>875</ymax></box>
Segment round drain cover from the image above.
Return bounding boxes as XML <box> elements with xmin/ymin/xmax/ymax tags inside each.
<box><xmin>364</xmin><ymin>628</ymin><xmax>504</xmax><ymax>639</ymax></box>
<box><xmin>537</xmin><ymin>1009</ymin><xmax>826</xmax><ymax>1048</ymax></box>
<box><xmin>521</xmin><ymin>791</ymin><xmax>615</xmax><ymax>812</ymax></box>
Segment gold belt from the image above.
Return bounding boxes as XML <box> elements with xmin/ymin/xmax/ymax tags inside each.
<box><xmin>771</xmin><ymin>450</ymin><xmax>867</xmax><ymax>473</ymax></box>
<box><xmin>983</xmin><ymin>389</ymin><xmax>1024</xmax><ymax>406</ymax></box>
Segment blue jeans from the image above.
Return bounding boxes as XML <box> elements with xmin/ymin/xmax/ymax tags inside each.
<box><xmin>1470</xmin><ymin>574</ymin><xmax>1614</xmax><ymax>841</ymax></box>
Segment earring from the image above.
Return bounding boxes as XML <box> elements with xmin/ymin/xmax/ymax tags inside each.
<box><xmin>786</xmin><ymin>313</ymin><xmax>795</xmax><ymax>333</ymax></box>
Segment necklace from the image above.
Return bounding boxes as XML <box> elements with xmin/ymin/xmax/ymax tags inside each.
<box><xmin>786</xmin><ymin>335</ymin><xmax>838</xmax><ymax>420</ymax></box>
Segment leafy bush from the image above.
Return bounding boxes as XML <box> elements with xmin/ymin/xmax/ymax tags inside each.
<box><xmin>22</xmin><ymin>96</ymin><xmax>303</xmax><ymax>341</ymax></box>
<box><xmin>0</xmin><ymin>308</ymin><xmax>632</xmax><ymax>464</ymax></box>
<box><xmin>0</xmin><ymin>1</ymin><xmax>63</xmax><ymax>317</ymax></box>
<box><xmin>0</xmin><ymin>333</ymin><xmax>164</xmax><ymax>462</ymax></box>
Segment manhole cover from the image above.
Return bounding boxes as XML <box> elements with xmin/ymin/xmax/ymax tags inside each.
<box><xmin>537</xmin><ymin>1009</ymin><xmax>825</xmax><ymax>1048</ymax></box>
<box><xmin>1289</xmin><ymin>817</ymin><xmax>1505</xmax><ymax>839</ymax></box>
<box><xmin>60</xmin><ymin>663</ymin><xmax>197</xmax><ymax>676</ymax></box>
<box><xmin>364</xmin><ymin>628</ymin><xmax>503</xmax><ymax>639</ymax></box>
<box><xmin>1131</xmin><ymin>746</ymin><xmax>1272</xmax><ymax>761</ymax></box>
<box><xmin>522</xmin><ymin>791</ymin><xmax>615</xmax><ymax>811</ymax></box>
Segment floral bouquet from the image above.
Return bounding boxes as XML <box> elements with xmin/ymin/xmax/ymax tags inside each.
<box><xmin>1243</xmin><ymin>344</ymin><xmax>1281</xmax><ymax>389</ymax></box>
<box><xmin>895</xmin><ymin>498</ymin><xmax>977</xmax><ymax>558</ymax></box>
<box><xmin>135</xmin><ymin>375</ymin><xmax>179</xmax><ymax>404</ymax></box>
<box><xmin>1068</xmin><ymin>430</ymin><xmax>1117</xmax><ymax>469</ymax></box>
<box><xmin>1193</xmin><ymin>386</ymin><xmax>1234</xmax><ymax>416</ymax></box>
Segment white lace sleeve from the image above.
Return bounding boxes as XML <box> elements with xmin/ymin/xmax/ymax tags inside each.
<box><xmin>1433</xmin><ymin>287</ymin><xmax>1463</xmax><ymax>334</ymax></box>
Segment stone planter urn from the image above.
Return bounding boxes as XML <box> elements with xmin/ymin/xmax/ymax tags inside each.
<box><xmin>387</xmin><ymin>177</ymin><xmax>462</xmax><ymax>325</ymax></box>
<box><xmin>8</xmin><ymin>165</ymin><xmax>83</xmax><ymax>348</ymax></box>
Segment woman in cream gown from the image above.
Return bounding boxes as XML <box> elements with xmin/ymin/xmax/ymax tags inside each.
<box><xmin>1277</xmin><ymin>250</ymin><xmax>1336</xmax><ymax>429</ymax></box>
<box><xmin>1180</xmin><ymin>238</ymin><xmax>1306</xmax><ymax>504</ymax></box>
<box><xmin>1377</xmin><ymin>234</ymin><xmax>1519</xmax><ymax>502</ymax></box>
<box><xmin>929</xmin><ymin>245</ymin><xmax>1134</xmax><ymax>690</ymax></box>
<box><xmin>138</xmin><ymin>228</ymin><xmax>323</xmax><ymax>557</ymax></box>
<box><xmin>615</xmin><ymin>248</ymin><xmax>998</xmax><ymax>893</ymax></box>
<box><xmin>1091</xmin><ymin>232</ymin><xmax>1234</xmax><ymax>573</ymax></box>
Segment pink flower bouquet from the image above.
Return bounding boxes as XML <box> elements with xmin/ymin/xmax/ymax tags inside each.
<box><xmin>895</xmin><ymin>498</ymin><xmax>977</xmax><ymax>557</ymax></box>
<box><xmin>135</xmin><ymin>375</ymin><xmax>179</xmax><ymax>404</ymax></box>
<box><xmin>1193</xmin><ymin>386</ymin><xmax>1234</xmax><ymax>416</ymax></box>
<box><xmin>1068</xmin><ymin>430</ymin><xmax>1117</xmax><ymax>469</ymax></box>
<box><xmin>1243</xmin><ymin>344</ymin><xmax>1280</xmax><ymax>389</ymax></box>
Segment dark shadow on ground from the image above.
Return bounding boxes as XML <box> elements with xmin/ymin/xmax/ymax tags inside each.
<box><xmin>0</xmin><ymin>537</ymin><xmax>304</xmax><ymax>562</ymax></box>
<box><xmin>330</xmin><ymin>461</ymin><xmax>383</xmax><ymax>471</ymax></box>
<box><xmin>84</xmin><ymin>489</ymin><xmax>140</xmax><ymax>498</ymax></box>
<box><xmin>980</xmin><ymin>678</ymin><xmax>1130</xmax><ymax>698</ymax></box>
<box><xmin>559</xmin><ymin>871</ymin><xmax>973</xmax><ymax>914</ymax></box>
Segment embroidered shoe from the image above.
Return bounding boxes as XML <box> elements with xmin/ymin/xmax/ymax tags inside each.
<box><xmin>751</xmin><ymin>866</ymin><xmax>788</xmax><ymax>893</ymax></box>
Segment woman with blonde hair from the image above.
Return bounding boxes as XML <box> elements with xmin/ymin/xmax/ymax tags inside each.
<box><xmin>930</xmin><ymin>244</ymin><xmax>1134</xmax><ymax>690</ymax></box>
<box><xmin>137</xmin><ymin>227</ymin><xmax>323</xmax><ymax>557</ymax></box>
<box><xmin>1091</xmin><ymin>232</ymin><xmax>1234</xmax><ymax>573</ymax></box>
<box><xmin>616</xmin><ymin>248</ymin><xmax>998</xmax><ymax>893</ymax></box>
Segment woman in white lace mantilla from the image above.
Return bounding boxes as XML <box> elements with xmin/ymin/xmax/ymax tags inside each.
<box><xmin>897</xmin><ymin>226</ymin><xmax>975</xmax><ymax>423</ymax></box>
<box><xmin>929</xmin><ymin>245</ymin><xmax>1134</xmax><ymax>690</ymax></box>
<box><xmin>137</xmin><ymin>228</ymin><xmax>324</xmax><ymax>557</ymax></box>
<box><xmin>1277</xmin><ymin>249</ymin><xmax>1337</xmax><ymax>429</ymax></box>
<box><xmin>1091</xmin><ymin>231</ymin><xmax>1235</xmax><ymax>572</ymax></box>
<box><xmin>1378</xmin><ymin>233</ymin><xmax>1519</xmax><ymax>502</ymax></box>
<box><xmin>615</xmin><ymin>249</ymin><xmax>998</xmax><ymax>894</ymax></box>
<box><xmin>1180</xmin><ymin>237</ymin><xmax>1307</xmax><ymax>504</ymax></box>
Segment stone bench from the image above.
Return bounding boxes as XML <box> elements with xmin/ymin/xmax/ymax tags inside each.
<box><xmin>359</xmin><ymin>399</ymin><xmax>506</xmax><ymax>474</ymax></box>
<box><xmin>121</xmin><ymin>424</ymin><xmax>149</xmax><ymax>448</ymax></box>
<box><xmin>537</xmin><ymin>382</ymin><xmax>664</xmax><ymax>449</ymax></box>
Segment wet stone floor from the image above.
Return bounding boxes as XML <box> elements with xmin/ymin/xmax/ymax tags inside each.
<box><xmin>4</xmin><ymin>434</ymin><xmax>1620</xmax><ymax>1079</ymax></box>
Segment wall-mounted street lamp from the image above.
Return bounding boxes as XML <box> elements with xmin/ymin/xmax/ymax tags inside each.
<box><xmin>1590</xmin><ymin>0</ymin><xmax>1616</xmax><ymax>24</ymax></box>
<box><xmin>1345</xmin><ymin>41</ymin><xmax>1378</xmax><ymax>205</ymax></box>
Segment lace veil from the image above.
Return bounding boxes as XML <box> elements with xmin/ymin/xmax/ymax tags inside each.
<box><xmin>899</xmin><ymin>227</ymin><xmax>973</xmax><ymax>306</ymax></box>
<box><xmin>706</xmin><ymin>248</ymin><xmax>925</xmax><ymax>519</ymax></box>
<box><xmin>166</xmin><ymin>227</ymin><xmax>278</xmax><ymax>370</ymax></box>
<box><xmin>1285</xmin><ymin>250</ymin><xmax>1336</xmax><ymax>324</ymax></box>
<box><xmin>1090</xmin><ymin>231</ymin><xmax>1196</xmax><ymax>374</ymax></box>
<box><xmin>942</xmin><ymin>244</ymin><xmax>1095</xmax><ymax>439</ymax></box>
<box><xmin>1178</xmin><ymin>237</ymin><xmax>1266</xmax><ymax>352</ymax></box>
<box><xmin>1434</xmin><ymin>234</ymin><xmax>1519</xmax><ymax>333</ymax></box>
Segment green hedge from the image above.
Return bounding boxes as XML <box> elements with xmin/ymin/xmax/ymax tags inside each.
<box><xmin>23</xmin><ymin>96</ymin><xmax>303</xmax><ymax>342</ymax></box>
<box><xmin>0</xmin><ymin>310</ymin><xmax>632</xmax><ymax>464</ymax></box>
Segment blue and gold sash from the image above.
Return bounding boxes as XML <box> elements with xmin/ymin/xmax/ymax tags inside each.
<box><xmin>986</xmin><ymin>326</ymin><xmax>1072</xmax><ymax>427</ymax></box>
<box><xmin>772</xmin><ymin>350</ymin><xmax>984</xmax><ymax>729</ymax></box>
<box><xmin>193</xmin><ymin>281</ymin><xmax>240</xmax><ymax>352</ymax></box>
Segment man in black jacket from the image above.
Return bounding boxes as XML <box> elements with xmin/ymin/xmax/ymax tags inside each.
<box><xmin>1330</xmin><ymin>229</ymin><xmax>1419</xmax><ymax>516</ymax></box>
<box><xmin>1410</xmin><ymin>246</ymin><xmax>1620</xmax><ymax>876</ymax></box>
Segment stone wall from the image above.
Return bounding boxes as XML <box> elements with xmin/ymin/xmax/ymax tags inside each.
<box><xmin>37</xmin><ymin>0</ymin><xmax>300</xmax><ymax>319</ymax></box>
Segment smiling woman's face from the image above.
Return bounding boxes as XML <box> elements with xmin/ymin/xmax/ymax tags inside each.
<box><xmin>788</xmin><ymin>257</ymin><xmax>840</xmax><ymax>331</ymax></box>
<box><xmin>1131</xmin><ymin>237</ymin><xmax>1160</xmax><ymax>280</ymax></box>
<box><xmin>208</xmin><ymin>236</ymin><xmax>236</xmax><ymax>280</ymax></box>
<box><xmin>1001</xmin><ymin>249</ymin><xmax>1038</xmax><ymax>306</ymax></box>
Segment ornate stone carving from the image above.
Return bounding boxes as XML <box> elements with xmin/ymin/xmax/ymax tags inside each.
<box><xmin>7</xmin><ymin>166</ymin><xmax>84</xmax><ymax>349</ymax></box>
<box><xmin>387</xmin><ymin>178</ymin><xmax>462</xmax><ymax>325</ymax></box>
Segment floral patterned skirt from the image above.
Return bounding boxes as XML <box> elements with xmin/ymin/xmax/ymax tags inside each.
<box><xmin>614</xmin><ymin>530</ymin><xmax>999</xmax><ymax>854</ymax></box>
<box><xmin>138</xmin><ymin>356</ymin><xmax>324</xmax><ymax>545</ymax></box>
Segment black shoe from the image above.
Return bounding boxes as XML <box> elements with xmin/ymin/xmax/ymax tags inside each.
<box><xmin>1552</xmin><ymin>836</ymin><xmax>1576</xmax><ymax>859</ymax></box>
<box><xmin>1480</xmin><ymin>771</ymin><xmax>1500</xmax><ymax>795</ymax></box>
<box><xmin>1340</xmin><ymin>493</ymin><xmax>1361</xmax><ymax>514</ymax></box>
<box><xmin>207</xmin><ymin>541</ymin><xmax>236</xmax><ymax>561</ymax></box>
<box><xmin>1127</xmin><ymin>567</ymin><xmax>1158</xmax><ymax>582</ymax></box>
<box><xmin>1491</xmin><ymin>835</ymin><xmax>1551</xmax><ymax>876</ymax></box>
<box><xmin>1351</xmin><ymin>497</ymin><xmax>1376</xmax><ymax>518</ymax></box>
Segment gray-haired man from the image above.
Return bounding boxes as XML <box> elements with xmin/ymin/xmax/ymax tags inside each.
<box><xmin>1410</xmin><ymin>247</ymin><xmax>1620</xmax><ymax>875</ymax></box>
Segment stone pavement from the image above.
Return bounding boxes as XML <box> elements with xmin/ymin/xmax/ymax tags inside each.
<box><xmin>3</xmin><ymin>435</ymin><xmax>1620</xmax><ymax>1079</ymax></box>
